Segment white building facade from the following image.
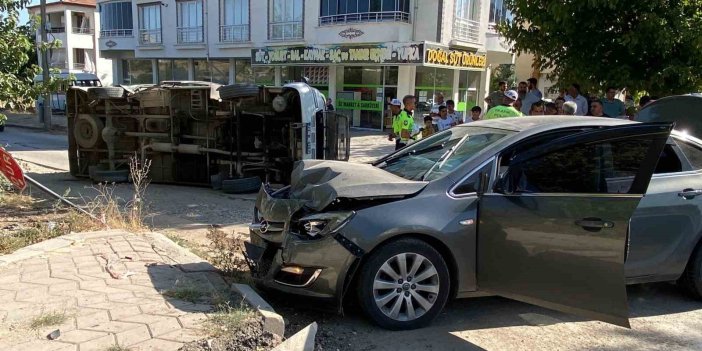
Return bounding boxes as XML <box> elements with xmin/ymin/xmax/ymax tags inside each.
<box><xmin>97</xmin><ymin>0</ymin><xmax>513</xmax><ymax>129</ymax></box>
<box><xmin>28</xmin><ymin>0</ymin><xmax>114</xmax><ymax>85</ymax></box>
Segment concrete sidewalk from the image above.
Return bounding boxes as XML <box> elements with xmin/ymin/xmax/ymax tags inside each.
<box><xmin>0</xmin><ymin>230</ymin><xmax>228</xmax><ymax>351</ymax></box>
<box><xmin>3</xmin><ymin>112</ymin><xmax>68</xmax><ymax>132</ymax></box>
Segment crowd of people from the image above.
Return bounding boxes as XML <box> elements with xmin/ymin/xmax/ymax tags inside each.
<box><xmin>387</xmin><ymin>80</ymin><xmax>657</xmax><ymax>148</ymax></box>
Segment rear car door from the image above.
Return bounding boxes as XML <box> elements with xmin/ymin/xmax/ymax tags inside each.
<box><xmin>478</xmin><ymin>123</ymin><xmax>673</xmax><ymax>327</ymax></box>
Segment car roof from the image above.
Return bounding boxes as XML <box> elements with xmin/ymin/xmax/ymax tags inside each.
<box><xmin>457</xmin><ymin>115</ymin><xmax>635</xmax><ymax>132</ymax></box>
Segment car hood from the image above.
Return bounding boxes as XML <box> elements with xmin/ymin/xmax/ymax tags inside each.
<box><xmin>287</xmin><ymin>160</ymin><xmax>427</xmax><ymax>211</ymax></box>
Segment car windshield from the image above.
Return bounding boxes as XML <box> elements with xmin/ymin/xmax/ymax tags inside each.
<box><xmin>375</xmin><ymin>126</ymin><xmax>514</xmax><ymax>181</ymax></box>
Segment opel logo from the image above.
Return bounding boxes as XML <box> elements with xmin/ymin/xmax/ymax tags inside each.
<box><xmin>259</xmin><ymin>220</ymin><xmax>269</xmax><ymax>233</ymax></box>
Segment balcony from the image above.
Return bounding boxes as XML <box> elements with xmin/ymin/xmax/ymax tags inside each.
<box><xmin>48</xmin><ymin>26</ymin><xmax>66</xmax><ymax>33</ymax></box>
<box><xmin>319</xmin><ymin>11</ymin><xmax>410</xmax><ymax>26</ymax></box>
<box><xmin>452</xmin><ymin>17</ymin><xmax>481</xmax><ymax>44</ymax></box>
<box><xmin>219</xmin><ymin>24</ymin><xmax>249</xmax><ymax>42</ymax></box>
<box><xmin>269</xmin><ymin>21</ymin><xmax>303</xmax><ymax>41</ymax></box>
<box><xmin>100</xmin><ymin>29</ymin><xmax>133</xmax><ymax>37</ymax></box>
<box><xmin>139</xmin><ymin>29</ymin><xmax>162</xmax><ymax>45</ymax></box>
<box><xmin>177</xmin><ymin>26</ymin><xmax>204</xmax><ymax>44</ymax></box>
<box><xmin>72</xmin><ymin>27</ymin><xmax>93</xmax><ymax>34</ymax></box>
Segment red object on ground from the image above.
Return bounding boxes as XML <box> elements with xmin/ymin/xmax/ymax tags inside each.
<box><xmin>0</xmin><ymin>147</ymin><xmax>26</xmax><ymax>190</ymax></box>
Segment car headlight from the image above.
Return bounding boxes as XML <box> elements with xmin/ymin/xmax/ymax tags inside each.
<box><xmin>298</xmin><ymin>211</ymin><xmax>355</xmax><ymax>238</ymax></box>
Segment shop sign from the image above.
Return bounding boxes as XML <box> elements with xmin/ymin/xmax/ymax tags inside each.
<box><xmin>336</xmin><ymin>99</ymin><xmax>383</xmax><ymax>111</ymax></box>
<box><xmin>251</xmin><ymin>43</ymin><xmax>424</xmax><ymax>65</ymax></box>
<box><xmin>424</xmin><ymin>45</ymin><xmax>487</xmax><ymax>69</ymax></box>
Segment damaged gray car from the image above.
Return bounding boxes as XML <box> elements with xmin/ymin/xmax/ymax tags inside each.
<box><xmin>246</xmin><ymin>115</ymin><xmax>702</xmax><ymax>330</ymax></box>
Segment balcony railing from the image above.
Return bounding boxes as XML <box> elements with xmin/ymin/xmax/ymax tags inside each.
<box><xmin>453</xmin><ymin>17</ymin><xmax>481</xmax><ymax>43</ymax></box>
<box><xmin>73</xmin><ymin>62</ymin><xmax>86</xmax><ymax>70</ymax></box>
<box><xmin>319</xmin><ymin>11</ymin><xmax>410</xmax><ymax>25</ymax></box>
<box><xmin>47</xmin><ymin>26</ymin><xmax>65</xmax><ymax>33</ymax></box>
<box><xmin>269</xmin><ymin>21</ymin><xmax>303</xmax><ymax>40</ymax></box>
<box><xmin>139</xmin><ymin>29</ymin><xmax>162</xmax><ymax>44</ymax></box>
<box><xmin>72</xmin><ymin>27</ymin><xmax>92</xmax><ymax>34</ymax></box>
<box><xmin>219</xmin><ymin>24</ymin><xmax>249</xmax><ymax>42</ymax></box>
<box><xmin>177</xmin><ymin>26</ymin><xmax>204</xmax><ymax>43</ymax></box>
<box><xmin>100</xmin><ymin>29</ymin><xmax>133</xmax><ymax>37</ymax></box>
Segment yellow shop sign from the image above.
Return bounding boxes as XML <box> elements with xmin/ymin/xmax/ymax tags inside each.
<box><xmin>425</xmin><ymin>46</ymin><xmax>487</xmax><ymax>69</ymax></box>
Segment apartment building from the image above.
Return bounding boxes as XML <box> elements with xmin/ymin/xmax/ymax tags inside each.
<box><xmin>28</xmin><ymin>0</ymin><xmax>114</xmax><ymax>85</ymax></box>
<box><xmin>97</xmin><ymin>0</ymin><xmax>513</xmax><ymax>129</ymax></box>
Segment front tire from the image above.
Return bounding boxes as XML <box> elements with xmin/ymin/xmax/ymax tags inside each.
<box><xmin>680</xmin><ymin>244</ymin><xmax>702</xmax><ymax>299</ymax></box>
<box><xmin>357</xmin><ymin>238</ymin><xmax>450</xmax><ymax>330</ymax></box>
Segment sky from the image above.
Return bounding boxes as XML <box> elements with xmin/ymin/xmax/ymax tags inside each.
<box><xmin>20</xmin><ymin>0</ymin><xmax>40</xmax><ymax>24</ymax></box>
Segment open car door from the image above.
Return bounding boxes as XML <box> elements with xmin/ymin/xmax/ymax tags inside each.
<box><xmin>478</xmin><ymin>122</ymin><xmax>674</xmax><ymax>327</ymax></box>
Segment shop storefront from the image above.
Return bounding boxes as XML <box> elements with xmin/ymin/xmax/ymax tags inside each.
<box><xmin>251</xmin><ymin>42</ymin><xmax>487</xmax><ymax>131</ymax></box>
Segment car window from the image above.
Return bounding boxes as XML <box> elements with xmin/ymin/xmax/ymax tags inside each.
<box><xmin>675</xmin><ymin>139</ymin><xmax>702</xmax><ymax>170</ymax></box>
<box><xmin>654</xmin><ymin>143</ymin><xmax>683</xmax><ymax>174</ymax></box>
<box><xmin>452</xmin><ymin>160</ymin><xmax>493</xmax><ymax>195</ymax></box>
<box><xmin>502</xmin><ymin>137</ymin><xmax>654</xmax><ymax>194</ymax></box>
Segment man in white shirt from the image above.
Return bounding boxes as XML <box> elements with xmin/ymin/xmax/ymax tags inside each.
<box><xmin>430</xmin><ymin>93</ymin><xmax>445</xmax><ymax>116</ymax></box>
<box><xmin>436</xmin><ymin>105</ymin><xmax>454</xmax><ymax>131</ymax></box>
<box><xmin>520</xmin><ymin>78</ymin><xmax>543</xmax><ymax>115</ymax></box>
<box><xmin>565</xmin><ymin>83</ymin><xmax>588</xmax><ymax>116</ymax></box>
<box><xmin>446</xmin><ymin>99</ymin><xmax>464</xmax><ymax>124</ymax></box>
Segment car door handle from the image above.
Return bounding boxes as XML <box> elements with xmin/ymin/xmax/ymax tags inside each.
<box><xmin>678</xmin><ymin>189</ymin><xmax>702</xmax><ymax>200</ymax></box>
<box><xmin>575</xmin><ymin>218</ymin><xmax>614</xmax><ymax>231</ymax></box>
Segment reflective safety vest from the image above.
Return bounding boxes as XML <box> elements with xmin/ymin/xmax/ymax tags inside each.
<box><xmin>398</xmin><ymin>110</ymin><xmax>414</xmax><ymax>143</ymax></box>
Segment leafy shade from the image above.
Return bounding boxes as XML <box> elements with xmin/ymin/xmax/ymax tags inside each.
<box><xmin>1</xmin><ymin>0</ymin><xmax>64</xmax><ymax>119</ymax></box>
<box><xmin>498</xmin><ymin>0</ymin><xmax>702</xmax><ymax>96</ymax></box>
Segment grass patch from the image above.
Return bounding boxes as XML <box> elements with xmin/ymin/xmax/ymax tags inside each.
<box><xmin>207</xmin><ymin>228</ymin><xmax>253</xmax><ymax>285</ymax></box>
<box><xmin>162</xmin><ymin>285</ymin><xmax>207</xmax><ymax>304</ymax></box>
<box><xmin>164</xmin><ymin>233</ymin><xmax>209</xmax><ymax>259</ymax></box>
<box><xmin>204</xmin><ymin>301</ymin><xmax>255</xmax><ymax>337</ymax></box>
<box><xmin>29</xmin><ymin>310</ymin><xmax>67</xmax><ymax>330</ymax></box>
<box><xmin>0</xmin><ymin>226</ymin><xmax>63</xmax><ymax>255</ymax></box>
<box><xmin>104</xmin><ymin>346</ymin><xmax>131</xmax><ymax>351</ymax></box>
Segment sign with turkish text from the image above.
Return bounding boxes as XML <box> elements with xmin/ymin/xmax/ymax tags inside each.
<box><xmin>424</xmin><ymin>44</ymin><xmax>487</xmax><ymax>70</ymax></box>
<box><xmin>251</xmin><ymin>43</ymin><xmax>425</xmax><ymax>65</ymax></box>
<box><xmin>0</xmin><ymin>147</ymin><xmax>26</xmax><ymax>191</ymax></box>
<box><xmin>336</xmin><ymin>99</ymin><xmax>384</xmax><ymax>111</ymax></box>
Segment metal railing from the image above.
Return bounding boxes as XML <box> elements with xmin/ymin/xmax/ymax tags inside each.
<box><xmin>219</xmin><ymin>24</ymin><xmax>249</xmax><ymax>42</ymax></box>
<box><xmin>72</xmin><ymin>27</ymin><xmax>92</xmax><ymax>34</ymax></box>
<box><xmin>72</xmin><ymin>62</ymin><xmax>86</xmax><ymax>70</ymax></box>
<box><xmin>177</xmin><ymin>26</ymin><xmax>204</xmax><ymax>43</ymax></box>
<box><xmin>100</xmin><ymin>29</ymin><xmax>133</xmax><ymax>37</ymax></box>
<box><xmin>452</xmin><ymin>17</ymin><xmax>481</xmax><ymax>43</ymax></box>
<box><xmin>47</xmin><ymin>27</ymin><xmax>65</xmax><ymax>33</ymax></box>
<box><xmin>268</xmin><ymin>21</ymin><xmax>303</xmax><ymax>40</ymax></box>
<box><xmin>319</xmin><ymin>11</ymin><xmax>410</xmax><ymax>25</ymax></box>
<box><xmin>139</xmin><ymin>29</ymin><xmax>162</xmax><ymax>44</ymax></box>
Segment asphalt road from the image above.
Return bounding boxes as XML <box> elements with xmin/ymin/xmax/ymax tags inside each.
<box><xmin>2</xmin><ymin>126</ymin><xmax>701</xmax><ymax>350</ymax></box>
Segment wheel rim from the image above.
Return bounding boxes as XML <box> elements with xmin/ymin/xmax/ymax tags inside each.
<box><xmin>372</xmin><ymin>253</ymin><xmax>440</xmax><ymax>322</ymax></box>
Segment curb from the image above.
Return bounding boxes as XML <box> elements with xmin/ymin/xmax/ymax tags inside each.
<box><xmin>232</xmin><ymin>283</ymin><xmax>286</xmax><ymax>340</ymax></box>
<box><xmin>4</xmin><ymin>122</ymin><xmax>68</xmax><ymax>132</ymax></box>
<box><xmin>273</xmin><ymin>322</ymin><xmax>317</xmax><ymax>351</ymax></box>
<box><xmin>146</xmin><ymin>232</ymin><xmax>218</xmax><ymax>272</ymax></box>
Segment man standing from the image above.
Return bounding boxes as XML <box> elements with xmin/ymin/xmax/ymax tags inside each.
<box><xmin>601</xmin><ymin>87</ymin><xmax>625</xmax><ymax>117</ymax></box>
<box><xmin>565</xmin><ymin>83</ymin><xmax>588</xmax><ymax>115</ymax></box>
<box><xmin>430</xmin><ymin>93</ymin><xmax>445</xmax><ymax>116</ymax></box>
<box><xmin>521</xmin><ymin>78</ymin><xmax>543</xmax><ymax>115</ymax></box>
<box><xmin>487</xmin><ymin>81</ymin><xmax>507</xmax><ymax>110</ymax></box>
<box><xmin>436</xmin><ymin>106</ymin><xmax>454</xmax><ymax>131</ymax></box>
<box><xmin>517</xmin><ymin>81</ymin><xmax>528</xmax><ymax>100</ymax></box>
<box><xmin>484</xmin><ymin>90</ymin><xmax>522</xmax><ymax>119</ymax></box>
<box><xmin>588</xmin><ymin>101</ymin><xmax>610</xmax><ymax>117</ymax></box>
<box><xmin>446</xmin><ymin>100</ymin><xmax>463</xmax><ymax>124</ymax></box>
<box><xmin>396</xmin><ymin>95</ymin><xmax>416</xmax><ymax>149</ymax></box>
<box><xmin>388</xmin><ymin>99</ymin><xmax>403</xmax><ymax>149</ymax></box>
<box><xmin>562</xmin><ymin>101</ymin><xmax>577</xmax><ymax>115</ymax></box>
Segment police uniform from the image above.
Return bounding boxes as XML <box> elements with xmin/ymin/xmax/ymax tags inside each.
<box><xmin>396</xmin><ymin>109</ymin><xmax>414</xmax><ymax>149</ymax></box>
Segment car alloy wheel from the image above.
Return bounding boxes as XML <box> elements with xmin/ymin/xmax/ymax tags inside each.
<box><xmin>358</xmin><ymin>238</ymin><xmax>450</xmax><ymax>330</ymax></box>
<box><xmin>373</xmin><ymin>253</ymin><xmax>440</xmax><ymax>321</ymax></box>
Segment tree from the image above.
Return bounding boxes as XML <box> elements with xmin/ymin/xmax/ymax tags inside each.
<box><xmin>0</xmin><ymin>0</ymin><xmax>62</xmax><ymax>119</ymax></box>
<box><xmin>490</xmin><ymin>64</ymin><xmax>517</xmax><ymax>92</ymax></box>
<box><xmin>497</xmin><ymin>0</ymin><xmax>702</xmax><ymax>97</ymax></box>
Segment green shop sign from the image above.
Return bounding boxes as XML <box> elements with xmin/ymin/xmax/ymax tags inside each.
<box><xmin>337</xmin><ymin>99</ymin><xmax>383</xmax><ymax>111</ymax></box>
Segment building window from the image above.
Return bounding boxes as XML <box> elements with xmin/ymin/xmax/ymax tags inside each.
<box><xmin>138</xmin><ymin>3</ymin><xmax>162</xmax><ymax>45</ymax></box>
<box><xmin>99</xmin><ymin>1</ymin><xmax>133</xmax><ymax>37</ymax></box>
<box><xmin>415</xmin><ymin>66</ymin><xmax>455</xmax><ymax>116</ymax></box>
<box><xmin>269</xmin><ymin>0</ymin><xmax>303</xmax><ymax>40</ymax></box>
<box><xmin>220</xmin><ymin>0</ymin><xmax>249</xmax><ymax>42</ymax></box>
<box><xmin>489</xmin><ymin>0</ymin><xmax>511</xmax><ymax>27</ymax></box>
<box><xmin>194</xmin><ymin>59</ymin><xmax>230</xmax><ymax>84</ymax></box>
<box><xmin>235</xmin><ymin>59</ymin><xmax>253</xmax><ymax>83</ymax></box>
<box><xmin>158</xmin><ymin>59</ymin><xmax>189</xmax><ymax>82</ymax></box>
<box><xmin>453</xmin><ymin>0</ymin><xmax>481</xmax><ymax>43</ymax></box>
<box><xmin>177</xmin><ymin>0</ymin><xmax>204</xmax><ymax>43</ymax></box>
<box><xmin>122</xmin><ymin>59</ymin><xmax>154</xmax><ymax>85</ymax></box>
<box><xmin>320</xmin><ymin>0</ymin><xmax>410</xmax><ymax>25</ymax></box>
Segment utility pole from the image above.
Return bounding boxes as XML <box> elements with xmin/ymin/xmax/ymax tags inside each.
<box><xmin>39</xmin><ymin>0</ymin><xmax>52</xmax><ymax>129</ymax></box>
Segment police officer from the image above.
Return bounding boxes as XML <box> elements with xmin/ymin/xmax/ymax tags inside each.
<box><xmin>387</xmin><ymin>99</ymin><xmax>403</xmax><ymax>149</ymax></box>
<box><xmin>397</xmin><ymin>95</ymin><xmax>416</xmax><ymax>149</ymax></box>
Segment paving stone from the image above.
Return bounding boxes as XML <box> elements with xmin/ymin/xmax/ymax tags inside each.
<box><xmin>57</xmin><ymin>329</ymin><xmax>110</xmax><ymax>344</ymax></box>
<box><xmin>108</xmin><ymin>305</ymin><xmax>142</xmax><ymax>320</ymax></box>
<box><xmin>138</xmin><ymin>301</ymin><xmax>177</xmax><ymax>315</ymax></box>
<box><xmin>83</xmin><ymin>285</ymin><xmax>134</xmax><ymax>295</ymax></box>
<box><xmin>176</xmin><ymin>313</ymin><xmax>209</xmax><ymax>329</ymax></box>
<box><xmin>120</xmin><ymin>314</ymin><xmax>182</xmax><ymax>337</ymax></box>
<box><xmin>76</xmin><ymin>310</ymin><xmax>111</xmax><ymax>328</ymax></box>
<box><xmin>167</xmin><ymin>300</ymin><xmax>214</xmax><ymax>313</ymax></box>
<box><xmin>71</xmin><ymin>291</ymin><xmax>108</xmax><ymax>306</ymax></box>
<box><xmin>128</xmin><ymin>338</ymin><xmax>184</xmax><ymax>351</ymax></box>
<box><xmin>3</xmin><ymin>340</ymin><xmax>76</xmax><ymax>351</ymax></box>
<box><xmin>155</xmin><ymin>328</ymin><xmax>203</xmax><ymax>343</ymax></box>
<box><xmin>73</xmin><ymin>334</ymin><xmax>116</xmax><ymax>351</ymax></box>
<box><xmin>0</xmin><ymin>273</ymin><xmax>21</xmax><ymax>284</ymax></box>
<box><xmin>20</xmin><ymin>263</ymin><xmax>49</xmax><ymax>273</ymax></box>
<box><xmin>114</xmin><ymin>324</ymin><xmax>152</xmax><ymax>346</ymax></box>
<box><xmin>83</xmin><ymin>320</ymin><xmax>144</xmax><ymax>334</ymax></box>
<box><xmin>48</xmin><ymin>281</ymin><xmax>80</xmax><ymax>294</ymax></box>
<box><xmin>106</xmin><ymin>292</ymin><xmax>137</xmax><ymax>302</ymax></box>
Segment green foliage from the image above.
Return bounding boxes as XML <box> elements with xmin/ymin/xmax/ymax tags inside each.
<box><xmin>490</xmin><ymin>64</ymin><xmax>517</xmax><ymax>91</ymax></box>
<box><xmin>0</xmin><ymin>0</ymin><xmax>66</xmax><ymax>119</ymax></box>
<box><xmin>498</xmin><ymin>0</ymin><xmax>702</xmax><ymax>96</ymax></box>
